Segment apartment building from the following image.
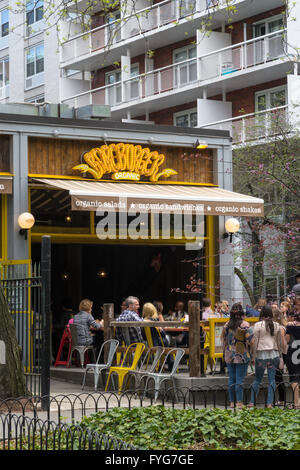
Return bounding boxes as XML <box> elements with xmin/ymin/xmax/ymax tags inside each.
<box><xmin>1</xmin><ymin>0</ymin><xmax>298</xmax><ymax>302</ymax></box>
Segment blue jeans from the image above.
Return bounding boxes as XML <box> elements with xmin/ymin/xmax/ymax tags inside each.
<box><xmin>250</xmin><ymin>357</ymin><xmax>279</xmax><ymax>405</ymax></box>
<box><xmin>227</xmin><ymin>363</ymin><xmax>249</xmax><ymax>403</ymax></box>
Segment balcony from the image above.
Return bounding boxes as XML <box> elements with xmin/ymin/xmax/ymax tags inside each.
<box><xmin>60</xmin><ymin>0</ymin><xmax>282</xmax><ymax>70</ymax></box>
<box><xmin>61</xmin><ymin>30</ymin><xmax>288</xmax><ymax>116</ymax></box>
<box><xmin>200</xmin><ymin>105</ymin><xmax>289</xmax><ymax>144</ymax></box>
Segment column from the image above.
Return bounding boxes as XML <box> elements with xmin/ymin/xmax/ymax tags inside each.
<box><xmin>7</xmin><ymin>133</ymin><xmax>29</xmax><ymax>260</ymax></box>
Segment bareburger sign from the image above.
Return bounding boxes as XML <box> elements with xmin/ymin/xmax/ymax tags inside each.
<box><xmin>71</xmin><ymin>143</ymin><xmax>264</xmax><ymax>217</ymax></box>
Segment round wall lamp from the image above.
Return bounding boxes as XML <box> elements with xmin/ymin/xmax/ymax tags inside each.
<box><xmin>61</xmin><ymin>272</ymin><xmax>70</xmax><ymax>281</ymax></box>
<box><xmin>223</xmin><ymin>217</ymin><xmax>240</xmax><ymax>243</ymax></box>
<box><xmin>97</xmin><ymin>268</ymin><xmax>108</xmax><ymax>279</ymax></box>
<box><xmin>18</xmin><ymin>212</ymin><xmax>35</xmax><ymax>240</ymax></box>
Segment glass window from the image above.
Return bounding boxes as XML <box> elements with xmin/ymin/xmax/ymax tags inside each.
<box><xmin>253</xmin><ymin>15</ymin><xmax>284</xmax><ymax>38</ymax></box>
<box><xmin>175</xmin><ymin>109</ymin><xmax>197</xmax><ymax>127</ymax></box>
<box><xmin>255</xmin><ymin>87</ymin><xmax>286</xmax><ymax>112</ymax></box>
<box><xmin>0</xmin><ymin>57</ymin><xmax>9</xmax><ymax>87</ymax></box>
<box><xmin>26</xmin><ymin>0</ymin><xmax>43</xmax><ymax>26</ymax></box>
<box><xmin>1</xmin><ymin>9</ymin><xmax>9</xmax><ymax>37</ymax></box>
<box><xmin>26</xmin><ymin>44</ymin><xmax>44</xmax><ymax>77</ymax></box>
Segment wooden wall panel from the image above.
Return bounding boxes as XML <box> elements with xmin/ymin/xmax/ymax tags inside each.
<box><xmin>28</xmin><ymin>137</ymin><xmax>214</xmax><ymax>184</ymax></box>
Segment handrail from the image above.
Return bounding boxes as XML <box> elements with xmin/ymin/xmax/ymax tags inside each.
<box><xmin>62</xmin><ymin>29</ymin><xmax>287</xmax><ymax>104</ymax></box>
<box><xmin>200</xmin><ymin>105</ymin><xmax>288</xmax><ymax>128</ymax></box>
<box><xmin>62</xmin><ymin>0</ymin><xmax>199</xmax><ymax>45</ymax></box>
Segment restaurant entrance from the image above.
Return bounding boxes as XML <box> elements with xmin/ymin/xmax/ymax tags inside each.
<box><xmin>31</xmin><ymin>241</ymin><xmax>205</xmax><ymax>356</ymax></box>
<box><xmin>32</xmin><ymin>242</ymin><xmax>204</xmax><ymax>321</ymax></box>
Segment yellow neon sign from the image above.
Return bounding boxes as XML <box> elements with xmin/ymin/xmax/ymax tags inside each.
<box><xmin>72</xmin><ymin>143</ymin><xmax>178</xmax><ymax>182</ymax></box>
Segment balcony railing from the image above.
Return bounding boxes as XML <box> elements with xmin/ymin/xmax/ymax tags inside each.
<box><xmin>60</xmin><ymin>0</ymin><xmax>223</xmax><ymax>64</ymax></box>
<box><xmin>200</xmin><ymin>105</ymin><xmax>289</xmax><ymax>144</ymax></box>
<box><xmin>62</xmin><ymin>30</ymin><xmax>287</xmax><ymax>109</ymax></box>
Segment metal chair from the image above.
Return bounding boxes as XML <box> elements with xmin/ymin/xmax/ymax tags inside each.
<box><xmin>125</xmin><ymin>346</ymin><xmax>163</xmax><ymax>390</ymax></box>
<box><xmin>141</xmin><ymin>348</ymin><xmax>185</xmax><ymax>401</ymax></box>
<box><xmin>67</xmin><ymin>323</ymin><xmax>96</xmax><ymax>368</ymax></box>
<box><xmin>82</xmin><ymin>339</ymin><xmax>119</xmax><ymax>391</ymax></box>
<box><xmin>105</xmin><ymin>342</ymin><xmax>145</xmax><ymax>393</ymax></box>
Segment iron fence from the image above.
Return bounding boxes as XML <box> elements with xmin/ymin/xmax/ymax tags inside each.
<box><xmin>0</xmin><ymin>414</ymin><xmax>136</xmax><ymax>450</ymax></box>
<box><xmin>0</xmin><ymin>382</ymin><xmax>298</xmax><ymax>424</ymax></box>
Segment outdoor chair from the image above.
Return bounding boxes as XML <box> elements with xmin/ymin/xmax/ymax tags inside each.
<box><xmin>67</xmin><ymin>323</ymin><xmax>96</xmax><ymax>368</ymax></box>
<box><xmin>124</xmin><ymin>346</ymin><xmax>163</xmax><ymax>390</ymax></box>
<box><xmin>141</xmin><ymin>348</ymin><xmax>185</xmax><ymax>402</ymax></box>
<box><xmin>81</xmin><ymin>339</ymin><xmax>119</xmax><ymax>391</ymax></box>
<box><xmin>54</xmin><ymin>326</ymin><xmax>72</xmax><ymax>367</ymax></box>
<box><xmin>105</xmin><ymin>342</ymin><xmax>145</xmax><ymax>393</ymax></box>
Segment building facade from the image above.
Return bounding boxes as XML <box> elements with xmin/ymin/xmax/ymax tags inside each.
<box><xmin>1</xmin><ymin>0</ymin><xmax>296</xmax><ymax>302</ymax></box>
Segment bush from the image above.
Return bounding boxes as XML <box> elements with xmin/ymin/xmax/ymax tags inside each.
<box><xmin>79</xmin><ymin>406</ymin><xmax>300</xmax><ymax>450</ymax></box>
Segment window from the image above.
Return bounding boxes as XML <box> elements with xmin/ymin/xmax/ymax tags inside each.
<box><xmin>174</xmin><ymin>108</ymin><xmax>197</xmax><ymax>128</ymax></box>
<box><xmin>255</xmin><ymin>86</ymin><xmax>286</xmax><ymax>112</ymax></box>
<box><xmin>173</xmin><ymin>45</ymin><xmax>197</xmax><ymax>87</ymax></box>
<box><xmin>25</xmin><ymin>44</ymin><xmax>44</xmax><ymax>89</ymax></box>
<box><xmin>0</xmin><ymin>9</ymin><xmax>9</xmax><ymax>50</ymax></box>
<box><xmin>253</xmin><ymin>16</ymin><xmax>284</xmax><ymax>38</ymax></box>
<box><xmin>106</xmin><ymin>10</ymin><xmax>121</xmax><ymax>44</ymax></box>
<box><xmin>26</xmin><ymin>0</ymin><xmax>44</xmax><ymax>36</ymax></box>
<box><xmin>0</xmin><ymin>57</ymin><xmax>9</xmax><ymax>98</ymax></box>
<box><xmin>252</xmin><ymin>15</ymin><xmax>285</xmax><ymax>63</ymax></box>
<box><xmin>25</xmin><ymin>94</ymin><xmax>44</xmax><ymax>104</ymax></box>
<box><xmin>105</xmin><ymin>64</ymin><xmax>139</xmax><ymax>105</ymax></box>
<box><xmin>0</xmin><ymin>9</ymin><xmax>8</xmax><ymax>38</ymax></box>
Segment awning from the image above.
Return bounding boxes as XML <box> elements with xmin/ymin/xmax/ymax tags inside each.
<box><xmin>33</xmin><ymin>178</ymin><xmax>264</xmax><ymax>217</ymax></box>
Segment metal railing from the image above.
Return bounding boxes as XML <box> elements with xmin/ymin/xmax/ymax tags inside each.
<box><xmin>62</xmin><ymin>29</ymin><xmax>287</xmax><ymax>109</ymax></box>
<box><xmin>0</xmin><ymin>414</ymin><xmax>136</xmax><ymax>450</ymax></box>
<box><xmin>61</xmin><ymin>0</ymin><xmax>205</xmax><ymax>64</ymax></box>
<box><xmin>200</xmin><ymin>105</ymin><xmax>289</xmax><ymax>144</ymax></box>
<box><xmin>0</xmin><ymin>382</ymin><xmax>297</xmax><ymax>424</ymax></box>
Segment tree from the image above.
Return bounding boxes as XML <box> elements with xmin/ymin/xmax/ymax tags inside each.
<box><xmin>232</xmin><ymin>108</ymin><xmax>300</xmax><ymax>302</ymax></box>
<box><xmin>0</xmin><ymin>284</ymin><xmax>27</xmax><ymax>398</ymax></box>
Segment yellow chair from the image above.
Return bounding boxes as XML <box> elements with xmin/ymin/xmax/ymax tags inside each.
<box><xmin>105</xmin><ymin>342</ymin><xmax>145</xmax><ymax>393</ymax></box>
<box><xmin>203</xmin><ymin>327</ymin><xmax>216</xmax><ymax>373</ymax></box>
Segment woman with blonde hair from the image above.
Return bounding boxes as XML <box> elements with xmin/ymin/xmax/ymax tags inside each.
<box><xmin>142</xmin><ymin>302</ymin><xmax>159</xmax><ymax>320</ymax></box>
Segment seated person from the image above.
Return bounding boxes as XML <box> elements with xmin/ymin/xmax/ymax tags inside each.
<box><xmin>73</xmin><ymin>298</ymin><xmax>102</xmax><ymax>347</ymax></box>
<box><xmin>142</xmin><ymin>302</ymin><xmax>169</xmax><ymax>346</ymax></box>
<box><xmin>202</xmin><ymin>297</ymin><xmax>219</xmax><ymax>320</ymax></box>
<box><xmin>165</xmin><ymin>301</ymin><xmax>188</xmax><ymax>321</ymax></box>
<box><xmin>116</xmin><ymin>296</ymin><xmax>145</xmax><ymax>344</ymax></box>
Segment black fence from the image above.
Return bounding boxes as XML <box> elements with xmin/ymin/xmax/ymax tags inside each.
<box><xmin>0</xmin><ymin>382</ymin><xmax>298</xmax><ymax>422</ymax></box>
<box><xmin>0</xmin><ymin>414</ymin><xmax>136</xmax><ymax>450</ymax></box>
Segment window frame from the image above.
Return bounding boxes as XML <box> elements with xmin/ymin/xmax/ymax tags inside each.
<box><xmin>255</xmin><ymin>85</ymin><xmax>287</xmax><ymax>113</ymax></box>
<box><xmin>25</xmin><ymin>43</ymin><xmax>44</xmax><ymax>79</ymax></box>
<box><xmin>173</xmin><ymin>107</ymin><xmax>198</xmax><ymax>128</ymax></box>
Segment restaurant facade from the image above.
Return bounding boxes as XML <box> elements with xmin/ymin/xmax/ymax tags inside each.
<box><xmin>0</xmin><ymin>106</ymin><xmax>264</xmax><ymax>329</ymax></box>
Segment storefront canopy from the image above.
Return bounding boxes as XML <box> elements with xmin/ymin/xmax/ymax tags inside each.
<box><xmin>34</xmin><ymin>178</ymin><xmax>264</xmax><ymax>217</ymax></box>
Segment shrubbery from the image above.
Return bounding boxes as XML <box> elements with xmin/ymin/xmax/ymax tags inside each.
<box><xmin>79</xmin><ymin>406</ymin><xmax>300</xmax><ymax>450</ymax></box>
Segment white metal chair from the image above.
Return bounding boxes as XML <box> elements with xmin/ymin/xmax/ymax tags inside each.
<box><xmin>125</xmin><ymin>346</ymin><xmax>164</xmax><ymax>390</ymax></box>
<box><xmin>82</xmin><ymin>339</ymin><xmax>119</xmax><ymax>391</ymax></box>
<box><xmin>141</xmin><ymin>348</ymin><xmax>185</xmax><ymax>401</ymax></box>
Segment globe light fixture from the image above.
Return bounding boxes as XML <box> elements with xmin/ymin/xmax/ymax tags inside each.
<box><xmin>223</xmin><ymin>217</ymin><xmax>240</xmax><ymax>242</ymax></box>
<box><xmin>97</xmin><ymin>268</ymin><xmax>108</xmax><ymax>279</ymax></box>
<box><xmin>18</xmin><ymin>212</ymin><xmax>35</xmax><ymax>240</ymax></box>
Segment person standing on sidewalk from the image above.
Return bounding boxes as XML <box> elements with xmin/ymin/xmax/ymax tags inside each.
<box><xmin>222</xmin><ymin>303</ymin><xmax>253</xmax><ymax>408</ymax></box>
<box><xmin>249</xmin><ymin>305</ymin><xmax>285</xmax><ymax>408</ymax></box>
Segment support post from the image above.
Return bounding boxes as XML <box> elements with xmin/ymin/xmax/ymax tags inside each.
<box><xmin>188</xmin><ymin>300</ymin><xmax>201</xmax><ymax>377</ymax></box>
<box><xmin>103</xmin><ymin>303</ymin><xmax>114</xmax><ymax>362</ymax></box>
<box><xmin>41</xmin><ymin>235</ymin><xmax>51</xmax><ymax>409</ymax></box>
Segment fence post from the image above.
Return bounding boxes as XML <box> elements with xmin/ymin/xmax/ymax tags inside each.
<box><xmin>41</xmin><ymin>235</ymin><xmax>51</xmax><ymax>409</ymax></box>
<box><xmin>103</xmin><ymin>303</ymin><xmax>114</xmax><ymax>362</ymax></box>
<box><xmin>188</xmin><ymin>300</ymin><xmax>201</xmax><ymax>377</ymax></box>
